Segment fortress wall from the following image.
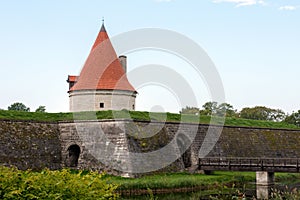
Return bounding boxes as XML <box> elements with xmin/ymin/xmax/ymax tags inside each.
<box><xmin>58</xmin><ymin>121</ymin><xmax>186</xmax><ymax>175</ymax></box>
<box><xmin>1</xmin><ymin>119</ymin><xmax>299</xmax><ymax>173</ymax></box>
<box><xmin>0</xmin><ymin>120</ymin><xmax>61</xmax><ymax>170</ymax></box>
<box><xmin>210</xmin><ymin>126</ymin><xmax>300</xmax><ymax>158</ymax></box>
<box><xmin>58</xmin><ymin>120</ymin><xmax>300</xmax><ymax>175</ymax></box>
<box><xmin>59</xmin><ymin>121</ymin><xmax>126</xmax><ymax>175</ymax></box>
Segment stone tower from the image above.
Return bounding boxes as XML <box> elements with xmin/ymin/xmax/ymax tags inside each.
<box><xmin>67</xmin><ymin>23</ymin><xmax>137</xmax><ymax>112</ymax></box>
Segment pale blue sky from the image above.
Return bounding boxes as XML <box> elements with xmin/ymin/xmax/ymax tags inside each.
<box><xmin>0</xmin><ymin>0</ymin><xmax>299</xmax><ymax>113</ymax></box>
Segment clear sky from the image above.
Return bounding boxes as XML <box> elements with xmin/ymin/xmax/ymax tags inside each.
<box><xmin>0</xmin><ymin>0</ymin><xmax>299</xmax><ymax>114</ymax></box>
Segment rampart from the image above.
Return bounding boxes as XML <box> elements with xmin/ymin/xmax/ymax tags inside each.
<box><xmin>0</xmin><ymin>119</ymin><xmax>299</xmax><ymax>174</ymax></box>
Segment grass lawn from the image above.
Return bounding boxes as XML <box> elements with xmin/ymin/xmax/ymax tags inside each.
<box><xmin>105</xmin><ymin>171</ymin><xmax>300</xmax><ymax>195</ymax></box>
<box><xmin>106</xmin><ymin>171</ymin><xmax>256</xmax><ymax>191</ymax></box>
<box><xmin>0</xmin><ymin>110</ymin><xmax>298</xmax><ymax>129</ymax></box>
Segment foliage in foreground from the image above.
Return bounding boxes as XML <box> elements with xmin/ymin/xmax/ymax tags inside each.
<box><xmin>0</xmin><ymin>166</ymin><xmax>118</xmax><ymax>200</ymax></box>
<box><xmin>269</xmin><ymin>188</ymin><xmax>300</xmax><ymax>200</ymax></box>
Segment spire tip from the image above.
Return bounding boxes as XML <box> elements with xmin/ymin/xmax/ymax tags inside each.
<box><xmin>100</xmin><ymin>17</ymin><xmax>106</xmax><ymax>32</ymax></box>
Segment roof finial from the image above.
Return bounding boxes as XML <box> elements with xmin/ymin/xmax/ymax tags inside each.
<box><xmin>100</xmin><ymin>17</ymin><xmax>106</xmax><ymax>32</ymax></box>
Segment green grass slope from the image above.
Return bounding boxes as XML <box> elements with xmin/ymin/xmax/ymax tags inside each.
<box><xmin>0</xmin><ymin>110</ymin><xmax>298</xmax><ymax>129</ymax></box>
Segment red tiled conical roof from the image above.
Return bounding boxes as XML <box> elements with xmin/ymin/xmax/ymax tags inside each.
<box><xmin>70</xmin><ymin>23</ymin><xmax>136</xmax><ymax>92</ymax></box>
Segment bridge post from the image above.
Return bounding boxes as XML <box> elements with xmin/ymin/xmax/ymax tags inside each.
<box><xmin>256</xmin><ymin>171</ymin><xmax>274</xmax><ymax>199</ymax></box>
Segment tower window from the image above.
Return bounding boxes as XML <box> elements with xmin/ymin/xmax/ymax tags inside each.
<box><xmin>100</xmin><ymin>103</ymin><xmax>104</xmax><ymax>108</ymax></box>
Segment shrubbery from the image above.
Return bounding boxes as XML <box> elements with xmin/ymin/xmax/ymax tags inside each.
<box><xmin>0</xmin><ymin>166</ymin><xmax>118</xmax><ymax>200</ymax></box>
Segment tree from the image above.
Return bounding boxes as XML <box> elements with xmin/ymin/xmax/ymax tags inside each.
<box><xmin>284</xmin><ymin>110</ymin><xmax>300</xmax><ymax>127</ymax></box>
<box><xmin>200</xmin><ymin>102</ymin><xmax>236</xmax><ymax>117</ymax></box>
<box><xmin>269</xmin><ymin>109</ymin><xmax>286</xmax><ymax>121</ymax></box>
<box><xmin>35</xmin><ymin>106</ymin><xmax>46</xmax><ymax>113</ymax></box>
<box><xmin>216</xmin><ymin>103</ymin><xmax>237</xmax><ymax>117</ymax></box>
<box><xmin>8</xmin><ymin>102</ymin><xmax>30</xmax><ymax>112</ymax></box>
<box><xmin>240</xmin><ymin>106</ymin><xmax>285</xmax><ymax>121</ymax></box>
<box><xmin>200</xmin><ymin>101</ymin><xmax>218</xmax><ymax>116</ymax></box>
<box><xmin>180</xmin><ymin>106</ymin><xmax>200</xmax><ymax>115</ymax></box>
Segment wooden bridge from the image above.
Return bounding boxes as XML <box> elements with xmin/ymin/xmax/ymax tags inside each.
<box><xmin>198</xmin><ymin>157</ymin><xmax>300</xmax><ymax>199</ymax></box>
<box><xmin>199</xmin><ymin>157</ymin><xmax>300</xmax><ymax>173</ymax></box>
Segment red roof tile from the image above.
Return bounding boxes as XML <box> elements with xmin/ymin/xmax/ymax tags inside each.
<box><xmin>91</xmin><ymin>24</ymin><xmax>109</xmax><ymax>51</ymax></box>
<box><xmin>70</xmin><ymin>24</ymin><xmax>136</xmax><ymax>92</ymax></box>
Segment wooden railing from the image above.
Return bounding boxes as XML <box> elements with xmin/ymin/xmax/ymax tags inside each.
<box><xmin>199</xmin><ymin>157</ymin><xmax>300</xmax><ymax>172</ymax></box>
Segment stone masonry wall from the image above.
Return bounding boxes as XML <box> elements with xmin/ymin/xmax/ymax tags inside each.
<box><xmin>57</xmin><ymin>120</ymin><xmax>300</xmax><ymax>175</ymax></box>
<box><xmin>59</xmin><ymin>120</ymin><xmax>185</xmax><ymax>176</ymax></box>
<box><xmin>209</xmin><ymin>126</ymin><xmax>300</xmax><ymax>158</ymax></box>
<box><xmin>59</xmin><ymin>121</ymin><xmax>124</xmax><ymax>175</ymax></box>
<box><xmin>0</xmin><ymin>120</ymin><xmax>61</xmax><ymax>170</ymax></box>
<box><xmin>1</xmin><ymin>119</ymin><xmax>299</xmax><ymax>174</ymax></box>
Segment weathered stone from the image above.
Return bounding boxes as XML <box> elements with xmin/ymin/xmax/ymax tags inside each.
<box><xmin>0</xmin><ymin>119</ymin><xmax>300</xmax><ymax>176</ymax></box>
<box><xmin>0</xmin><ymin>120</ymin><xmax>61</xmax><ymax>170</ymax></box>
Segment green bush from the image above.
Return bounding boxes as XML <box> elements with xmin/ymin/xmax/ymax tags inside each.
<box><xmin>0</xmin><ymin>166</ymin><xmax>118</xmax><ymax>200</ymax></box>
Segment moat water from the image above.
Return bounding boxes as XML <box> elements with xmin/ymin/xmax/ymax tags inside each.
<box><xmin>119</xmin><ymin>181</ymin><xmax>300</xmax><ymax>199</ymax></box>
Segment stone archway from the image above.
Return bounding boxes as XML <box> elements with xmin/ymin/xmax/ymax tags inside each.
<box><xmin>67</xmin><ymin>144</ymin><xmax>81</xmax><ymax>167</ymax></box>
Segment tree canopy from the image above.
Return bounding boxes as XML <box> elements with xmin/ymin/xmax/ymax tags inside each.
<box><xmin>240</xmin><ymin>106</ymin><xmax>285</xmax><ymax>122</ymax></box>
<box><xmin>35</xmin><ymin>106</ymin><xmax>46</xmax><ymax>113</ymax></box>
<box><xmin>284</xmin><ymin>110</ymin><xmax>300</xmax><ymax>127</ymax></box>
<box><xmin>180</xmin><ymin>102</ymin><xmax>294</xmax><ymax>123</ymax></box>
<box><xmin>8</xmin><ymin>102</ymin><xmax>30</xmax><ymax>112</ymax></box>
<box><xmin>181</xmin><ymin>102</ymin><xmax>237</xmax><ymax>117</ymax></box>
<box><xmin>180</xmin><ymin>106</ymin><xmax>200</xmax><ymax>115</ymax></box>
<box><xmin>200</xmin><ymin>101</ymin><xmax>218</xmax><ymax>116</ymax></box>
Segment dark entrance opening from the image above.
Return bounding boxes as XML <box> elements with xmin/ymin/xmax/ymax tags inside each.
<box><xmin>67</xmin><ymin>144</ymin><xmax>80</xmax><ymax>167</ymax></box>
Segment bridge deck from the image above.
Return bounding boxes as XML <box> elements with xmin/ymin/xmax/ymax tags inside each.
<box><xmin>199</xmin><ymin>157</ymin><xmax>300</xmax><ymax>173</ymax></box>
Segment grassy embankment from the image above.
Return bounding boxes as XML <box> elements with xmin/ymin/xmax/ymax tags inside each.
<box><xmin>106</xmin><ymin>172</ymin><xmax>300</xmax><ymax>194</ymax></box>
<box><xmin>0</xmin><ymin>109</ymin><xmax>298</xmax><ymax>129</ymax></box>
<box><xmin>108</xmin><ymin>171</ymin><xmax>255</xmax><ymax>194</ymax></box>
<box><xmin>110</xmin><ymin>172</ymin><xmax>300</xmax><ymax>199</ymax></box>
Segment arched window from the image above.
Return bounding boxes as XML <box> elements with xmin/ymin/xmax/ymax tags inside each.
<box><xmin>67</xmin><ymin>144</ymin><xmax>81</xmax><ymax>167</ymax></box>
